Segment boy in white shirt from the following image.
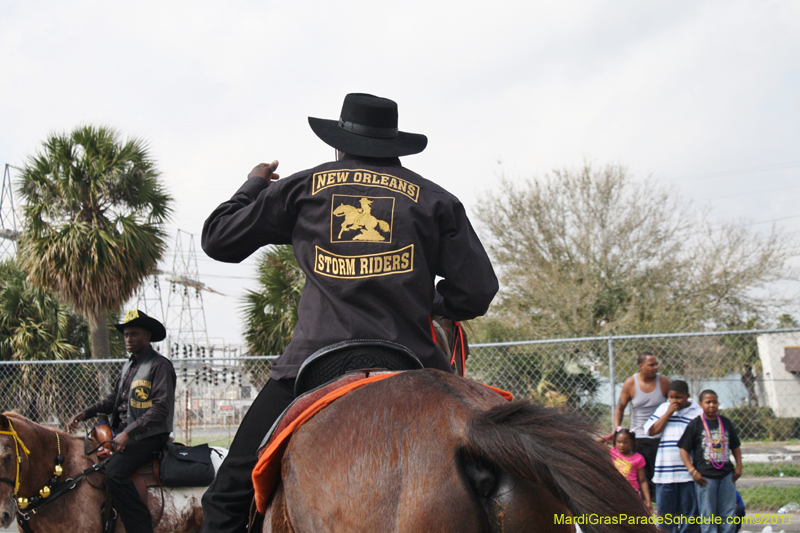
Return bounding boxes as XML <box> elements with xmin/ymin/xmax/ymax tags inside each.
<box><xmin>644</xmin><ymin>380</ymin><xmax>703</xmax><ymax>533</ymax></box>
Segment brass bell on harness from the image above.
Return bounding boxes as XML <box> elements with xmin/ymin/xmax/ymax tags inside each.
<box><xmin>53</xmin><ymin>464</ymin><xmax>63</xmax><ymax>477</ymax></box>
<box><xmin>17</xmin><ymin>497</ymin><xmax>28</xmax><ymax>509</ymax></box>
<box><xmin>39</xmin><ymin>486</ymin><xmax>50</xmax><ymax>498</ymax></box>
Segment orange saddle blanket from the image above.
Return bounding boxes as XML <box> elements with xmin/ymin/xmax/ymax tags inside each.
<box><xmin>251</xmin><ymin>370</ymin><xmax>512</xmax><ymax>514</ymax></box>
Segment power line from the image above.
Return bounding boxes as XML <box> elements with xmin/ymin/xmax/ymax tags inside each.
<box><xmin>667</xmin><ymin>160</ymin><xmax>800</xmax><ymax>183</ymax></box>
<box><xmin>698</xmin><ymin>184</ymin><xmax>800</xmax><ymax>202</ymax></box>
<box><xmin>198</xmin><ymin>273</ymin><xmax>255</xmax><ymax>280</ymax></box>
<box><xmin>748</xmin><ymin>214</ymin><xmax>800</xmax><ymax>226</ymax></box>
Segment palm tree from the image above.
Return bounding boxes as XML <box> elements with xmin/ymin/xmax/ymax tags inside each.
<box><xmin>16</xmin><ymin>125</ymin><xmax>172</xmax><ymax>359</ymax></box>
<box><xmin>0</xmin><ymin>258</ymin><xmax>79</xmax><ymax>421</ymax></box>
<box><xmin>0</xmin><ymin>259</ymin><xmax>125</xmax><ymax>421</ymax></box>
<box><xmin>242</xmin><ymin>245</ymin><xmax>305</xmax><ymax>356</ymax></box>
<box><xmin>0</xmin><ymin>259</ymin><xmax>79</xmax><ymax>362</ymax></box>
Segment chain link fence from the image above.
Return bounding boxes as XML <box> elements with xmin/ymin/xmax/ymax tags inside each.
<box><xmin>2</xmin><ymin>327</ymin><xmax>800</xmax><ymax>510</ymax></box>
<box><xmin>0</xmin><ymin>355</ymin><xmax>276</xmax><ymax>448</ymax></box>
<box><xmin>469</xmin><ymin>327</ymin><xmax>800</xmax><ymax>512</ymax></box>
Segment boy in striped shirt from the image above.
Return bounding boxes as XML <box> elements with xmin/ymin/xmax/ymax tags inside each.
<box><xmin>644</xmin><ymin>380</ymin><xmax>703</xmax><ymax>533</ymax></box>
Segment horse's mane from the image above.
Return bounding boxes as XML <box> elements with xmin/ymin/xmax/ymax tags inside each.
<box><xmin>466</xmin><ymin>401</ymin><xmax>657</xmax><ymax>533</ymax></box>
<box><xmin>2</xmin><ymin>412</ymin><xmax>78</xmax><ymax>442</ymax></box>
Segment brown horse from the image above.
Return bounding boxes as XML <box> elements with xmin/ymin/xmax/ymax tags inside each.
<box><xmin>261</xmin><ymin>370</ymin><xmax>657</xmax><ymax>533</ymax></box>
<box><xmin>0</xmin><ymin>413</ymin><xmax>203</xmax><ymax>532</ymax></box>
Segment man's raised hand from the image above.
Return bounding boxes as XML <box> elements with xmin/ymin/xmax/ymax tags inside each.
<box><xmin>248</xmin><ymin>160</ymin><xmax>280</xmax><ymax>183</ymax></box>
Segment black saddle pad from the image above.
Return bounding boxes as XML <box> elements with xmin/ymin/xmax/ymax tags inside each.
<box><xmin>294</xmin><ymin>340</ymin><xmax>422</xmax><ymax>395</ymax></box>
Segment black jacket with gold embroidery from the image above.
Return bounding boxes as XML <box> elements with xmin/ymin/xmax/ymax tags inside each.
<box><xmin>82</xmin><ymin>347</ymin><xmax>176</xmax><ymax>440</ymax></box>
<box><xmin>202</xmin><ymin>156</ymin><xmax>498</xmax><ymax>380</ymax></box>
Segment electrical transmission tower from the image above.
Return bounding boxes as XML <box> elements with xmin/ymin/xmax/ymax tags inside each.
<box><xmin>133</xmin><ymin>270</ymin><xmax>166</xmax><ymax>323</ymax></box>
<box><xmin>165</xmin><ymin>230</ymin><xmax>216</xmax><ymax>359</ymax></box>
<box><xmin>0</xmin><ymin>164</ymin><xmax>21</xmax><ymax>260</ymax></box>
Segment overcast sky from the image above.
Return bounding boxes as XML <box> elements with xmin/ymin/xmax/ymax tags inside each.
<box><xmin>1</xmin><ymin>0</ymin><xmax>798</xmax><ymax>348</ymax></box>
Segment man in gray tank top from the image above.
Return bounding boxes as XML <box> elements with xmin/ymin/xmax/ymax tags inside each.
<box><xmin>614</xmin><ymin>352</ymin><xmax>670</xmax><ymax>502</ymax></box>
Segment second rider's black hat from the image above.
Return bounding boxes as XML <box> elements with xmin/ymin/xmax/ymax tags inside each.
<box><xmin>308</xmin><ymin>93</ymin><xmax>428</xmax><ymax>158</ymax></box>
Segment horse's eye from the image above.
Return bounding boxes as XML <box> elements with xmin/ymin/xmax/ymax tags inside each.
<box><xmin>2</xmin><ymin>454</ymin><xmax>11</xmax><ymax>466</ymax></box>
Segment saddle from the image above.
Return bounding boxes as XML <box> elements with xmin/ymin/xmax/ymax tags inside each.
<box><xmin>293</xmin><ymin>339</ymin><xmax>423</xmax><ymax>396</ymax></box>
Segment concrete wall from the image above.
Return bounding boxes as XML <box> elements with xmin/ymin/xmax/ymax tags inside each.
<box><xmin>758</xmin><ymin>332</ymin><xmax>800</xmax><ymax>418</ymax></box>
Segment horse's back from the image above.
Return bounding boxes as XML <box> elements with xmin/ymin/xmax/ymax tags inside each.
<box><xmin>265</xmin><ymin>370</ymin><xmax>654</xmax><ymax>533</ymax></box>
<box><xmin>277</xmin><ymin>370</ymin><xmax>505</xmax><ymax>533</ymax></box>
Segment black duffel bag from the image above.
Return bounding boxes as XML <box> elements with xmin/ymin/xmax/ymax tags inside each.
<box><xmin>159</xmin><ymin>442</ymin><xmax>215</xmax><ymax>487</ymax></box>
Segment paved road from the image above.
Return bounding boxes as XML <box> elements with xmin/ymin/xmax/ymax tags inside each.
<box><xmin>741</xmin><ymin>443</ymin><xmax>800</xmax><ymax>463</ymax></box>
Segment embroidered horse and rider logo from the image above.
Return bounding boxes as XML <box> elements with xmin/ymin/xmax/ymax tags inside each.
<box><xmin>130</xmin><ymin>379</ymin><xmax>153</xmax><ymax>409</ymax></box>
<box><xmin>331</xmin><ymin>195</ymin><xmax>395</xmax><ymax>243</ymax></box>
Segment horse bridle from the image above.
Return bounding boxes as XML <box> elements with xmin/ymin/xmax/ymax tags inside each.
<box><xmin>0</xmin><ymin>419</ymin><xmax>31</xmax><ymax>497</ymax></box>
<box><xmin>1</xmin><ymin>422</ymin><xmax>159</xmax><ymax>533</ymax></box>
<box><xmin>0</xmin><ymin>421</ymin><xmax>112</xmax><ymax>533</ymax></box>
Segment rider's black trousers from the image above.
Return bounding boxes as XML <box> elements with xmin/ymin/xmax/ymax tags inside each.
<box><xmin>105</xmin><ymin>432</ymin><xmax>169</xmax><ymax>533</ymax></box>
<box><xmin>201</xmin><ymin>378</ymin><xmax>296</xmax><ymax>533</ymax></box>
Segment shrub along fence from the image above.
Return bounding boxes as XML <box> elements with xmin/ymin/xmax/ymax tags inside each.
<box><xmin>2</xmin><ymin>327</ymin><xmax>799</xmax><ymax>510</ymax></box>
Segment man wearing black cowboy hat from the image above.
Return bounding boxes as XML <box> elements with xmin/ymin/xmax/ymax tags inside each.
<box><xmin>68</xmin><ymin>310</ymin><xmax>176</xmax><ymax>533</ymax></box>
<box><xmin>200</xmin><ymin>93</ymin><xmax>498</xmax><ymax>532</ymax></box>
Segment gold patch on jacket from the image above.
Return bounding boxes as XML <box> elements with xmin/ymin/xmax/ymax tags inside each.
<box><xmin>331</xmin><ymin>195</ymin><xmax>395</xmax><ymax>243</ymax></box>
<box><xmin>130</xmin><ymin>379</ymin><xmax>153</xmax><ymax>409</ymax></box>
<box><xmin>314</xmin><ymin>245</ymin><xmax>414</xmax><ymax>279</ymax></box>
<box><xmin>312</xmin><ymin>169</ymin><xmax>420</xmax><ymax>202</ymax></box>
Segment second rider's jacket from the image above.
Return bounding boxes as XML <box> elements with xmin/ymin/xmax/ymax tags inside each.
<box><xmin>83</xmin><ymin>346</ymin><xmax>176</xmax><ymax>440</ymax></box>
<box><xmin>202</xmin><ymin>155</ymin><xmax>499</xmax><ymax>380</ymax></box>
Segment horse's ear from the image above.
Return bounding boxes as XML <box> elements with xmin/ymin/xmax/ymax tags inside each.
<box><xmin>0</xmin><ymin>414</ymin><xmax>8</xmax><ymax>431</ymax></box>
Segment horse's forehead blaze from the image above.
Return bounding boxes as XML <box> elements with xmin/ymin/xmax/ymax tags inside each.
<box><xmin>0</xmin><ymin>440</ymin><xmax>15</xmax><ymax>484</ymax></box>
<box><xmin>0</xmin><ymin>440</ymin><xmax>12</xmax><ymax>456</ymax></box>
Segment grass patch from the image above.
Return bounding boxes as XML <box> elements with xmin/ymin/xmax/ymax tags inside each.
<box><xmin>739</xmin><ymin>486</ymin><xmax>800</xmax><ymax>512</ymax></box>
<box><xmin>741</xmin><ymin>438</ymin><xmax>800</xmax><ymax>445</ymax></box>
<box><xmin>178</xmin><ymin>436</ymin><xmax>234</xmax><ymax>448</ymax></box>
<box><xmin>743</xmin><ymin>463</ymin><xmax>800</xmax><ymax>477</ymax></box>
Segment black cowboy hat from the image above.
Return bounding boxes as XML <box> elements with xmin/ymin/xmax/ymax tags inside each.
<box><xmin>114</xmin><ymin>309</ymin><xmax>166</xmax><ymax>342</ymax></box>
<box><xmin>308</xmin><ymin>93</ymin><xmax>427</xmax><ymax>158</ymax></box>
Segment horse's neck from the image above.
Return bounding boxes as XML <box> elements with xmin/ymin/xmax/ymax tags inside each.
<box><xmin>10</xmin><ymin>416</ymin><xmax>82</xmax><ymax>495</ymax></box>
<box><xmin>6</xmin><ymin>417</ymin><xmax>109</xmax><ymax>533</ymax></box>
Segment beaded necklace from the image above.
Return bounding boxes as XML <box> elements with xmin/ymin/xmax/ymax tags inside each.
<box><xmin>16</xmin><ymin>432</ymin><xmax>65</xmax><ymax>510</ymax></box>
<box><xmin>701</xmin><ymin>413</ymin><xmax>726</xmax><ymax>469</ymax></box>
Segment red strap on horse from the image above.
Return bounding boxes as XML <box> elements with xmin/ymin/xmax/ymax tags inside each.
<box><xmin>449</xmin><ymin>321</ymin><xmax>466</xmax><ymax>377</ymax></box>
<box><xmin>429</xmin><ymin>317</ymin><xmax>437</xmax><ymax>344</ymax></box>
